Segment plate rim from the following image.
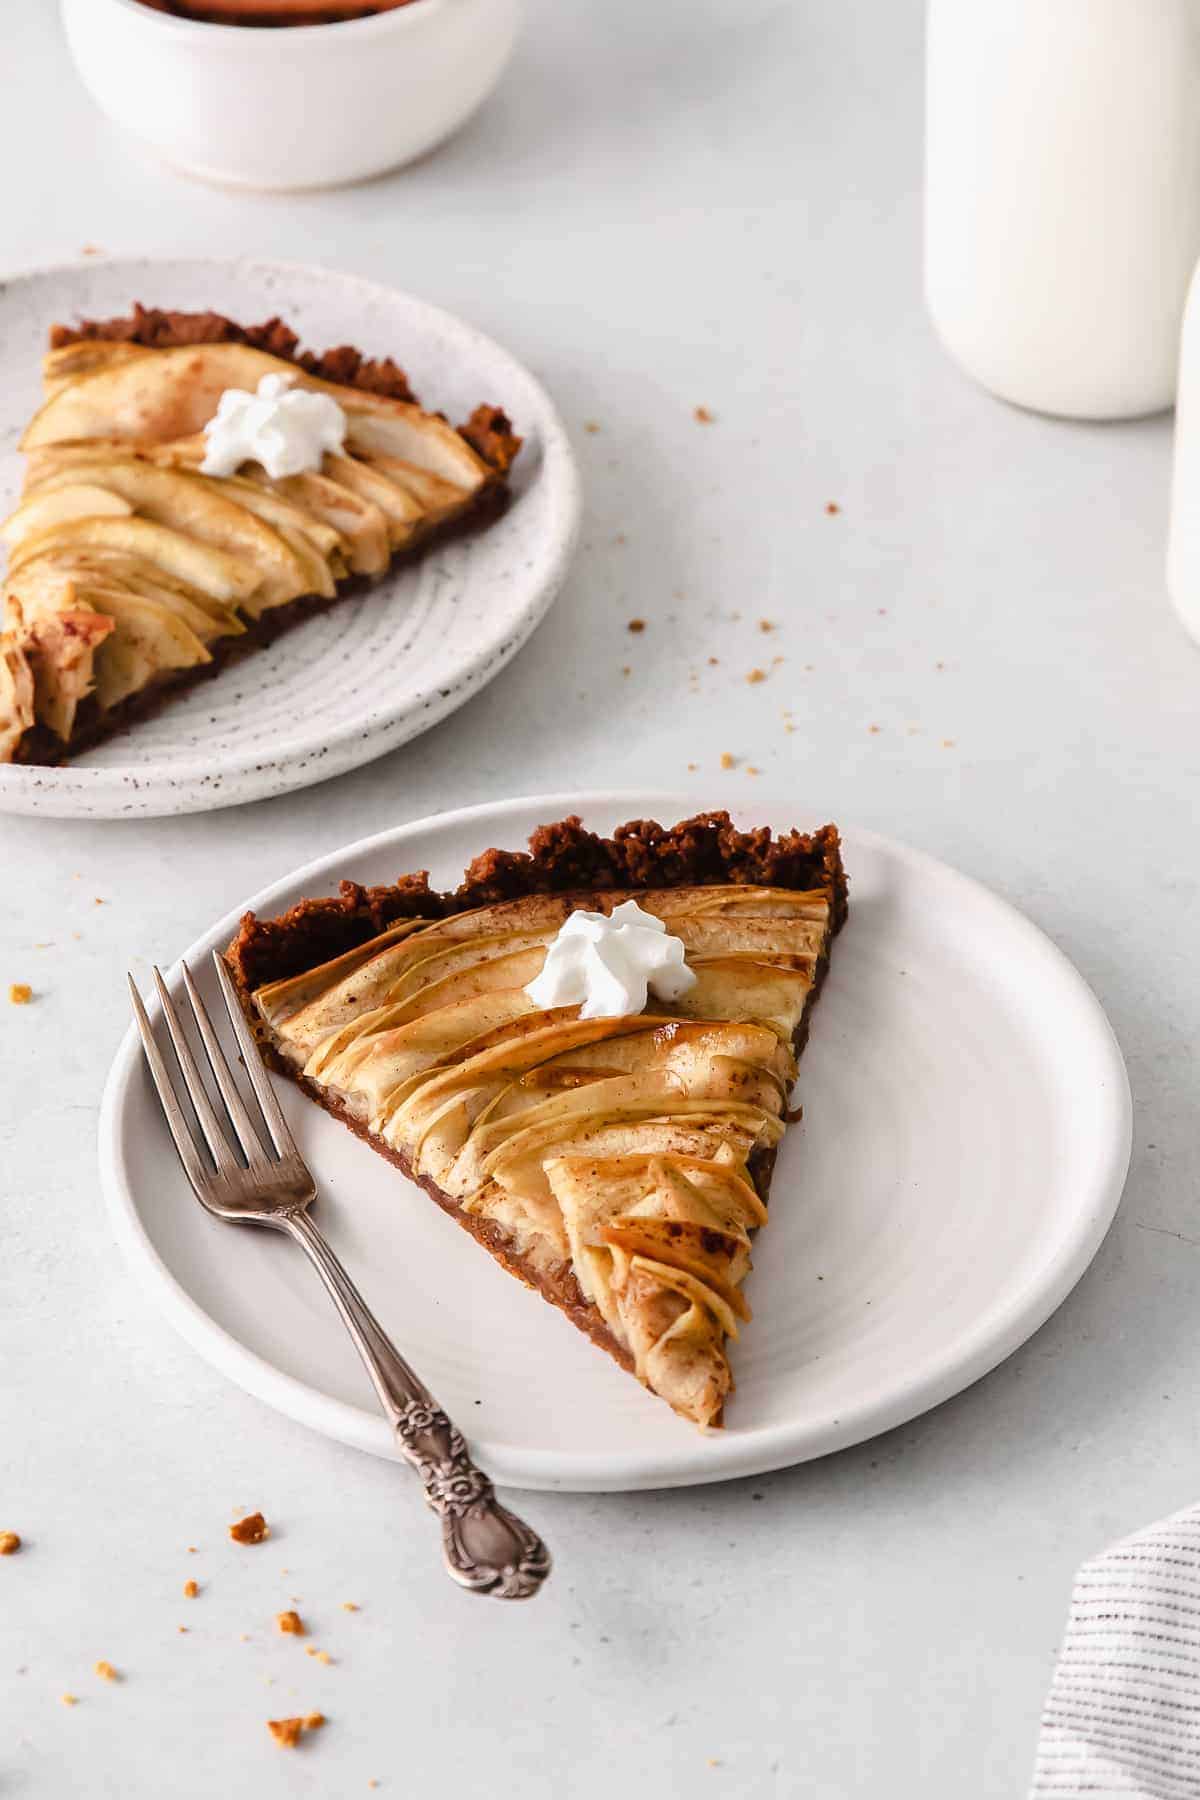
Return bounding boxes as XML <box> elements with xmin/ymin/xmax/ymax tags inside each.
<box><xmin>97</xmin><ymin>789</ymin><xmax>1134</xmax><ymax>1491</ymax></box>
<box><xmin>0</xmin><ymin>255</ymin><xmax>581</xmax><ymax>819</ymax></box>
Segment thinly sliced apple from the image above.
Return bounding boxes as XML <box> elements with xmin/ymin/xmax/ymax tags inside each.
<box><xmin>8</xmin><ymin>550</ymin><xmax>244</xmax><ymax>641</ymax></box>
<box><xmin>252</xmin><ymin>918</ymin><xmax>434</xmax><ymax>1044</ymax></box>
<box><xmin>28</xmin><ymin>460</ymin><xmax>309</xmax><ymax>612</ymax></box>
<box><xmin>445</xmin><ymin>1079</ymin><xmax>783</xmax><ymax>1201</ymax></box>
<box><xmin>325</xmin><ymin>455</ymin><xmax>423</xmax><ymax>550</ymax></box>
<box><xmin>602</xmin><ymin>1220</ymin><xmax>749</xmax><ymax>1315</ymax></box>
<box><xmin>41</xmin><ymin>341</ymin><xmax>153</xmax><ymax>400</ymax></box>
<box><xmin>339</xmin><ymin>945</ymin><xmax>548</xmax><ymax>1039</ymax></box>
<box><xmin>648</xmin><ymin>886</ymin><xmax>831</xmax><ymax>922</ymax></box>
<box><xmin>628</xmin><ymin>1255</ymin><xmax>742</xmax><ymax>1343</ymax></box>
<box><xmin>8</xmin><ymin>517</ymin><xmax>260</xmax><ymax>605</ymax></box>
<box><xmin>487</xmin><ymin>1116</ymin><xmax>764</xmax><ymax>1205</ymax></box>
<box><xmin>5</xmin><ymin>558</ymin><xmax>235</xmax><ymax>650</ymax></box>
<box><xmin>22</xmin><ymin>439</ymin><xmax>204</xmax><ymax>492</ymax></box>
<box><xmin>672</xmin><ymin>917</ymin><xmax>824</xmax><ymax>963</ymax></box>
<box><xmin>21</xmin><ymin>343</ymin><xmax>486</xmax><ymax>494</ymax></box>
<box><xmin>21</xmin><ymin>344</ymin><xmax>302</xmax><ymax>448</ymax></box>
<box><xmin>22</xmin><ymin>597</ymin><xmax>115</xmax><ymax>742</ymax></box>
<box><xmin>89</xmin><ymin>590</ymin><xmax>211</xmax><ymax>710</ymax></box>
<box><xmin>213</xmin><ymin>474</ymin><xmax>344</xmax><ymax>566</ymax></box>
<box><xmin>671</xmin><ymin>958</ymin><xmax>812</xmax><ymax>1039</ymax></box>
<box><xmin>310</xmin><ymin>990</ymin><xmax>544</xmax><ymax>1117</ymax></box>
<box><xmin>0</xmin><ymin>638</ymin><xmax>35</xmax><ymax>761</ymax></box>
<box><xmin>245</xmin><ymin>469</ymin><xmax>388</xmax><ymax>577</ymax></box>
<box><xmin>341</xmin><ymin>401</ymin><xmax>488</xmax><ymax>491</ymax></box>
<box><xmin>465</xmin><ymin>1095</ymin><xmax>784</xmax><ymax>1199</ymax></box>
<box><xmin>0</xmin><ymin>484</ymin><xmax>133</xmax><ymax>550</ymax></box>
<box><xmin>361</xmin><ymin>453</ymin><xmax>472</xmax><ymax>527</ymax></box>
<box><xmin>273</xmin><ymin>927</ymin><xmax>555</xmax><ymax>1057</ymax></box>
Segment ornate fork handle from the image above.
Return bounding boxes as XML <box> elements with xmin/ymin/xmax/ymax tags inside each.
<box><xmin>286</xmin><ymin>1209</ymin><xmax>550</xmax><ymax>1600</ymax></box>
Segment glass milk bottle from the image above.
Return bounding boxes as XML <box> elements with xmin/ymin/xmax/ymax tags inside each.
<box><xmin>925</xmin><ymin>0</ymin><xmax>1200</xmax><ymax>420</ymax></box>
<box><xmin>1167</xmin><ymin>258</ymin><xmax>1200</xmax><ymax>641</ymax></box>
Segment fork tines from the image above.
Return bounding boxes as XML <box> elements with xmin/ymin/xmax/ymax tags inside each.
<box><xmin>127</xmin><ymin>952</ymin><xmax>299</xmax><ymax>1191</ymax></box>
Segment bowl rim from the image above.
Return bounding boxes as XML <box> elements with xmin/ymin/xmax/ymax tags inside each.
<box><xmin>81</xmin><ymin>0</ymin><xmax>460</xmax><ymax>44</ymax></box>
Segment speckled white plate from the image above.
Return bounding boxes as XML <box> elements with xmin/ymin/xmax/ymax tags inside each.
<box><xmin>0</xmin><ymin>258</ymin><xmax>580</xmax><ymax>818</ymax></box>
<box><xmin>98</xmin><ymin>792</ymin><xmax>1132</xmax><ymax>1492</ymax></box>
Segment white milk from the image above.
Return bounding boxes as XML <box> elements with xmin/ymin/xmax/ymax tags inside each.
<box><xmin>925</xmin><ymin>0</ymin><xmax>1200</xmax><ymax>420</ymax></box>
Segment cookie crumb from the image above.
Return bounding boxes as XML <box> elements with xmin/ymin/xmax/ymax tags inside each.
<box><xmin>687</xmin><ymin>762</ymin><xmax>698</xmax><ymax>772</ymax></box>
<box><xmin>61</xmin><ymin>1693</ymin><xmax>78</xmax><ymax>1707</ymax></box>
<box><xmin>941</xmin><ymin>738</ymin><xmax>956</xmax><ymax>748</ymax></box>
<box><xmin>758</xmin><ymin>619</ymin><xmax>775</xmax><ymax>633</ymax></box>
<box><xmin>277</xmin><ymin>1611</ymin><xmax>305</xmax><ymax>1637</ymax></box>
<box><xmin>825</xmin><ymin>501</ymin><xmax>840</xmax><ymax>515</ymax></box>
<box><xmin>177</xmin><ymin>1626</ymin><xmax>188</xmax><ymax>1634</ymax></box>
<box><xmin>268</xmin><ymin>1718</ymin><xmax>304</xmax><ymax>1749</ymax></box>
<box><xmin>626</xmin><ymin>619</ymin><xmax>645</xmax><ymax>634</ymax></box>
<box><xmin>746</xmin><ymin>668</ymin><xmax>766</xmax><ymax>684</ymax></box>
<box><xmin>229</xmin><ymin>1512</ymin><xmax>269</xmax><ymax>1545</ymax></box>
<box><xmin>868</xmin><ymin>724</ymin><xmax>880</xmax><ymax>735</ymax></box>
<box><xmin>584</xmin><ymin>420</ymin><xmax>601</xmax><ymax>434</ymax></box>
<box><xmin>8</xmin><ymin>985</ymin><xmax>32</xmax><ymax>1005</ymax></box>
<box><xmin>186</xmin><ymin>1546</ymin><xmax>197</xmax><ymax>1554</ymax></box>
<box><xmin>694</xmin><ymin>406</ymin><xmax>715</xmax><ymax>424</ymax></box>
<box><xmin>183</xmin><ymin>1579</ymin><xmax>198</xmax><ymax>1598</ymax></box>
<box><xmin>0</xmin><ymin>1531</ymin><xmax>21</xmax><ymax>1554</ymax></box>
<box><xmin>720</xmin><ymin>752</ymin><xmax>736</xmax><ymax>770</ymax></box>
<box><xmin>94</xmin><ymin>1661</ymin><xmax>118</xmax><ymax>1682</ymax></box>
<box><xmin>342</xmin><ymin>1603</ymin><xmax>359</xmax><ymax>1613</ymax></box>
<box><xmin>707</xmin><ymin>656</ymin><xmax>719</xmax><ymax>666</ymax></box>
<box><xmin>746</xmin><ymin>765</ymin><xmax>761</xmax><ymax>776</ymax></box>
<box><xmin>305</xmin><ymin>1713</ymin><xmax>326</xmax><ymax>1731</ymax></box>
<box><xmin>621</xmin><ymin>665</ymin><xmax>631</xmax><ymax>676</ymax></box>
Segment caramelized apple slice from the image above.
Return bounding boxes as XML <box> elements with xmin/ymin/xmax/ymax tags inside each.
<box><xmin>41</xmin><ymin>341</ymin><xmax>153</xmax><ymax>400</ymax></box>
<box><xmin>89</xmin><ymin>589</ymin><xmax>211</xmax><ymax>710</ymax></box>
<box><xmin>325</xmin><ymin>455</ymin><xmax>423</xmax><ymax>550</ymax></box>
<box><xmin>0</xmin><ymin>638</ymin><xmax>35</xmax><ymax>760</ymax></box>
<box><xmin>26</xmin><ymin>460</ymin><xmax>310</xmax><ymax>612</ymax></box>
<box><xmin>8</xmin><ymin>550</ymin><xmax>245</xmax><ymax>642</ymax></box>
<box><xmin>245</xmin><ymin>469</ymin><xmax>389</xmax><ymax>577</ymax></box>
<box><xmin>1</xmin><ymin>484</ymin><xmax>133</xmax><ymax>550</ymax></box>
<box><xmin>8</xmin><ymin>517</ymin><xmax>260</xmax><ymax>606</ymax></box>
<box><xmin>22</xmin><ymin>596</ymin><xmax>116</xmax><ymax>742</ymax></box>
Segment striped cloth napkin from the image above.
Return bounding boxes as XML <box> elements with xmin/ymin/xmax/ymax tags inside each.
<box><xmin>1031</xmin><ymin>1502</ymin><xmax>1200</xmax><ymax>1797</ymax></box>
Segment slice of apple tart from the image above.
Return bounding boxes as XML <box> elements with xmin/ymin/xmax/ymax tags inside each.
<box><xmin>227</xmin><ymin>813</ymin><xmax>848</xmax><ymax>1429</ymax></box>
<box><xmin>0</xmin><ymin>306</ymin><xmax>520</xmax><ymax>765</ymax></box>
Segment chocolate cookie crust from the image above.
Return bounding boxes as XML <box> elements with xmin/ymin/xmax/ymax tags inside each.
<box><xmin>226</xmin><ymin>813</ymin><xmax>847</xmax><ymax>999</ymax></box>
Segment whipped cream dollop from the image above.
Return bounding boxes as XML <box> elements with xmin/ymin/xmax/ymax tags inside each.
<box><xmin>524</xmin><ymin>899</ymin><xmax>697</xmax><ymax>1021</ymax></box>
<box><xmin>200</xmin><ymin>373</ymin><xmax>347</xmax><ymax>479</ymax></box>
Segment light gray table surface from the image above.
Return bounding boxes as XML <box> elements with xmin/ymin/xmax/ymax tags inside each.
<box><xmin>2</xmin><ymin>2</ymin><xmax>1197</xmax><ymax>1796</ymax></box>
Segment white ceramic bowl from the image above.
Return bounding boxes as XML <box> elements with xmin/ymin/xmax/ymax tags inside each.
<box><xmin>60</xmin><ymin>0</ymin><xmax>523</xmax><ymax>191</ymax></box>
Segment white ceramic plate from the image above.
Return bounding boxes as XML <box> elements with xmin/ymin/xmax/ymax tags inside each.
<box><xmin>0</xmin><ymin>258</ymin><xmax>579</xmax><ymax>819</ymax></box>
<box><xmin>98</xmin><ymin>792</ymin><xmax>1132</xmax><ymax>1492</ymax></box>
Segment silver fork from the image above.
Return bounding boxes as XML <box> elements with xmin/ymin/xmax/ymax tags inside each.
<box><xmin>127</xmin><ymin>950</ymin><xmax>551</xmax><ymax>1602</ymax></box>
